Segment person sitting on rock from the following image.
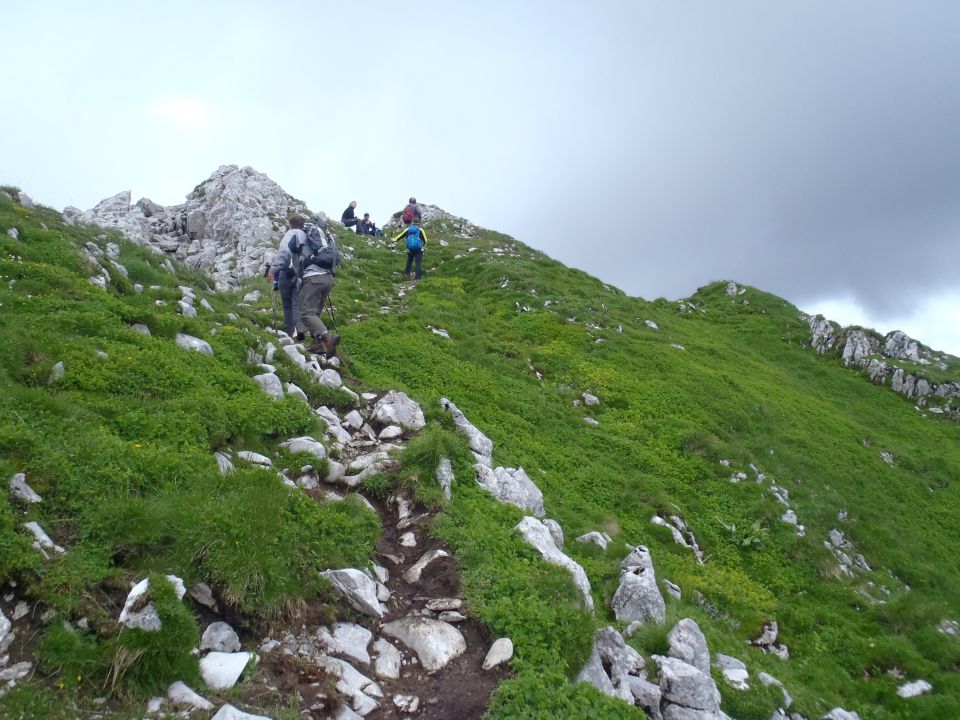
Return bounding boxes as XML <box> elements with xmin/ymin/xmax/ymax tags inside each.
<box><xmin>341</xmin><ymin>200</ymin><xmax>361</xmax><ymax>234</ymax></box>
<box><xmin>359</xmin><ymin>213</ymin><xmax>376</xmax><ymax>236</ymax></box>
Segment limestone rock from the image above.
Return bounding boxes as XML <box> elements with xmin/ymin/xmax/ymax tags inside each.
<box><xmin>118</xmin><ymin>575</ymin><xmax>186</xmax><ymax>632</ymax></box>
<box><xmin>544</xmin><ymin>519</ymin><xmax>565</xmax><ymax>549</ymax></box>
<box><xmin>280</xmin><ymin>436</ymin><xmax>326</xmax><ymax>460</ymax></box>
<box><xmin>0</xmin><ymin>608</ymin><xmax>12</xmax><ymax>656</ymax></box>
<box><xmin>576</xmin><ymin>531</ymin><xmax>610</xmax><ymax>550</ymax></box>
<box><xmin>284</xmin><ymin>382</ymin><xmax>309</xmax><ymax>403</ymax></box>
<box><xmin>167</xmin><ymin>681</ymin><xmax>214</xmax><ymax>711</ymax></box>
<box><xmin>327</xmin><ymin>623</ymin><xmax>373</xmax><ymax>666</ymax></box>
<box><xmin>483</xmin><ymin>638</ymin><xmax>514</xmax><ymax>670</ymax></box>
<box><xmin>515</xmin><ymin>516</ymin><xmax>594</xmax><ymax>612</ymax></box>
<box><xmin>668</xmin><ymin>619</ymin><xmax>710</xmax><ymax>674</ymax></box>
<box><xmin>373</xmin><ymin>638</ymin><xmax>401</xmax><ymax>679</ymax></box>
<box><xmin>612</xmin><ymin>546</ymin><xmax>665</xmax><ymax>625</ymax></box>
<box><xmin>441</xmin><ymin>397</ymin><xmax>493</xmax><ymax>465</ymax></box>
<box><xmin>822</xmin><ymin>709</ymin><xmax>861</xmax><ymax>720</ymax></box>
<box><xmin>896</xmin><ymin>679</ymin><xmax>932</xmax><ymax>698</ymax></box>
<box><xmin>235</xmin><ymin>451</ymin><xmax>272</xmax><ymax>466</ymax></box>
<box><xmin>371</xmin><ymin>391</ymin><xmax>425</xmax><ymax>431</ymax></box>
<box><xmin>200</xmin><ymin>622</ymin><xmax>241</xmax><ymax>653</ymax></box>
<box><xmin>210</xmin><ymin>704</ymin><xmax>272</xmax><ymax>720</ymax></box>
<box><xmin>23</xmin><ymin>521</ymin><xmax>65</xmax><ymax>557</ymax></box>
<box><xmin>577</xmin><ymin>626</ymin><xmax>646</xmax><ymax>703</ymax></box>
<box><xmin>884</xmin><ymin>331</ymin><xmax>920</xmax><ymax>362</ymax></box>
<box><xmin>321</xmin><ymin>569</ymin><xmax>385</xmax><ymax>618</ymax></box>
<box><xmin>175</xmin><ymin>333</ymin><xmax>213</xmax><ymax>356</ymax></box>
<box><xmin>381</xmin><ymin>616</ymin><xmax>466</xmax><ymax>672</ymax></box>
<box><xmin>713</xmin><ymin>653</ymin><xmax>749</xmax><ymax>690</ymax></box>
<box><xmin>475</xmin><ymin>464</ymin><xmax>545</xmax><ymax>517</ymax></box>
<box><xmin>403</xmin><ymin>549</ymin><xmax>449</xmax><ymax>584</ymax></box>
<box><xmin>842</xmin><ymin>330</ymin><xmax>876</xmax><ymax>366</ymax></box>
<box><xmin>656</xmin><ymin>655</ymin><xmax>722</xmax><ymax>713</ymax></box>
<box><xmin>393</xmin><ymin>695</ymin><xmax>420</xmax><ymax>713</ymax></box>
<box><xmin>9</xmin><ymin>473</ymin><xmax>41</xmax><ymax>504</ymax></box>
<box><xmin>252</xmin><ymin>372</ymin><xmax>283</xmax><ymax>399</ymax></box>
<box><xmin>214</xmin><ymin>451</ymin><xmax>235</xmax><ymax>476</ymax></box>
<box><xmin>132</xmin><ymin>322</ymin><xmax>151</xmax><ymax>336</ymax></box>
<box><xmin>199</xmin><ymin>652</ymin><xmax>251</xmax><ymax>690</ymax></box>
<box><xmin>436</xmin><ymin>457</ymin><xmax>454</xmax><ymax>500</ymax></box>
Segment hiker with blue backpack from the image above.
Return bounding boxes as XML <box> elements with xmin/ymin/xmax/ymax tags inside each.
<box><xmin>269</xmin><ymin>213</ymin><xmax>341</xmax><ymax>358</ymax></box>
<box><xmin>395</xmin><ymin>223</ymin><xmax>427</xmax><ymax>280</ymax></box>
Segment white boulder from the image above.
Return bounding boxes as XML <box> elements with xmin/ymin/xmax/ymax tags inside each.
<box><xmin>475</xmin><ymin>464</ymin><xmax>545</xmax><ymax>517</ymax></box>
<box><xmin>612</xmin><ymin>546</ymin><xmax>665</xmax><ymax>625</ymax></box>
<box><xmin>371</xmin><ymin>391</ymin><xmax>425</xmax><ymax>431</ymax></box>
<box><xmin>381</xmin><ymin>616</ymin><xmax>466</xmax><ymax>672</ymax></box>
<box><xmin>515</xmin><ymin>516</ymin><xmax>594</xmax><ymax>612</ymax></box>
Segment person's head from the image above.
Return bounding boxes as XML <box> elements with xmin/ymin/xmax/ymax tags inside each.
<box><xmin>409</xmin><ymin>197</ymin><xmax>417</xmax><ymax>204</ymax></box>
<box><xmin>289</xmin><ymin>214</ymin><xmax>305</xmax><ymax>229</ymax></box>
<box><xmin>363</xmin><ymin>213</ymin><xmax>370</xmax><ymax>219</ymax></box>
<box><xmin>350</xmin><ymin>200</ymin><xmax>358</xmax><ymax>208</ymax></box>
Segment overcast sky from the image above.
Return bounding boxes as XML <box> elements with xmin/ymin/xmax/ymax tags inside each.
<box><xmin>3</xmin><ymin>1</ymin><xmax>959</xmax><ymax>355</ymax></box>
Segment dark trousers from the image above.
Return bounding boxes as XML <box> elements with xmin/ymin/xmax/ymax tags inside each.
<box><xmin>342</xmin><ymin>217</ymin><xmax>361</xmax><ymax>234</ymax></box>
<box><xmin>404</xmin><ymin>250</ymin><xmax>423</xmax><ymax>279</ymax></box>
<box><xmin>278</xmin><ymin>271</ymin><xmax>303</xmax><ymax>337</ymax></box>
<box><xmin>298</xmin><ymin>273</ymin><xmax>334</xmax><ymax>339</ymax></box>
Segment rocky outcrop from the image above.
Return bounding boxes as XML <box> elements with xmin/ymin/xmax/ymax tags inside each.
<box><xmin>804</xmin><ymin>315</ymin><xmax>959</xmax><ymax>414</ymax></box>
<box><xmin>75</xmin><ymin>165</ymin><xmax>312</xmax><ymax>290</ymax></box>
<box><xmin>612</xmin><ymin>546</ymin><xmax>666</xmax><ymax>625</ymax></box>
<box><xmin>515</xmin><ymin>516</ymin><xmax>594</xmax><ymax>612</ymax></box>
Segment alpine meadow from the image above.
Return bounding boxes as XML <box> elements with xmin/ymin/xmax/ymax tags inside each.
<box><xmin>1</xmin><ymin>170</ymin><xmax>958</xmax><ymax>720</ymax></box>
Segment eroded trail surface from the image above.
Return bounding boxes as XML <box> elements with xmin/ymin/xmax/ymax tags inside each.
<box><xmin>249</xmin><ymin>383</ymin><xmax>509</xmax><ymax>720</ymax></box>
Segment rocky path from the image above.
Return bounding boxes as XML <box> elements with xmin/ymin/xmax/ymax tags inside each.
<box><xmin>244</xmin><ymin>345</ymin><xmax>510</xmax><ymax>719</ymax></box>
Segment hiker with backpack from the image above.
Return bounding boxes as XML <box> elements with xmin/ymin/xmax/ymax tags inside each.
<box><xmin>341</xmin><ymin>201</ymin><xmax>362</xmax><ymax>234</ymax></box>
<box><xmin>266</xmin><ymin>215</ymin><xmax>307</xmax><ymax>339</ymax></box>
<box><xmin>401</xmin><ymin>197</ymin><xmax>422</xmax><ymax>226</ymax></box>
<box><xmin>270</xmin><ymin>213</ymin><xmax>341</xmax><ymax>358</ymax></box>
<box><xmin>395</xmin><ymin>224</ymin><xmax>427</xmax><ymax>280</ymax></box>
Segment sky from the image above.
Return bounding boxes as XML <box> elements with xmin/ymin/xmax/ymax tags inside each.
<box><xmin>2</xmin><ymin>1</ymin><xmax>959</xmax><ymax>355</ymax></box>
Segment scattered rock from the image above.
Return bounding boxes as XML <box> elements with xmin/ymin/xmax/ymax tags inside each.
<box><xmin>175</xmin><ymin>333</ymin><xmax>214</xmax><ymax>356</ymax></box>
<box><xmin>214</xmin><ymin>452</ymin><xmax>235</xmax><ymax>477</ymax></box>
<box><xmin>576</xmin><ymin>531</ymin><xmax>610</xmax><ymax>550</ymax></box>
<box><xmin>577</xmin><ymin>626</ymin><xmax>646</xmax><ymax>704</ymax></box>
<box><xmin>713</xmin><ymin>653</ymin><xmax>749</xmax><ymax>690</ymax></box>
<box><xmin>582</xmin><ymin>392</ymin><xmax>600</xmax><ymax>406</ymax></box>
<box><xmin>612</xmin><ymin>546</ymin><xmax>665</xmax><ymax>625</ymax></box>
<box><xmin>372</xmin><ymin>391</ymin><xmax>426</xmax><ymax>431</ymax></box>
<box><xmin>483</xmin><ymin>638</ymin><xmax>513</xmax><ymax>670</ymax></box>
<box><xmin>544</xmin><ymin>518</ymin><xmax>565</xmax><ymax>549</ymax></box>
<box><xmin>399</xmin><ymin>532</ymin><xmax>417</xmax><ymax>547</ymax></box>
<box><xmin>821</xmin><ymin>709</ymin><xmax>861</xmax><ymax>720</ymax></box>
<box><xmin>9</xmin><ymin>473</ymin><xmax>41</xmax><ymax>504</ymax></box>
<box><xmin>280</xmin><ymin>436</ymin><xmax>326</xmax><ymax>460</ymax></box>
<box><xmin>23</xmin><ymin>521</ymin><xmax>66</xmax><ymax>557</ymax></box>
<box><xmin>656</xmin><ymin>655</ymin><xmax>722</xmax><ymax>714</ymax></box>
<box><xmin>403</xmin><ymin>549</ymin><xmax>449</xmax><ymax>584</ymax></box>
<box><xmin>751</xmin><ymin>620</ymin><xmax>789</xmax><ymax>660</ymax></box>
<box><xmin>475</xmin><ymin>464</ymin><xmax>545</xmax><ymax>516</ymax></box>
<box><xmin>758</xmin><ymin>672</ymin><xmax>792</xmax><ymax>708</ymax></box>
<box><xmin>48</xmin><ymin>361</ymin><xmax>65</xmax><ymax>384</ymax></box>
<box><xmin>199</xmin><ymin>651</ymin><xmax>251</xmax><ymax>690</ymax></box>
<box><xmin>211</xmin><ymin>704</ymin><xmax>272</xmax><ymax>720</ymax></box>
<box><xmin>373</xmin><ymin>638</ymin><xmax>402</xmax><ymax>680</ymax></box>
<box><xmin>235</xmin><ymin>451</ymin><xmax>272</xmax><ymax>467</ymax></box>
<box><xmin>440</xmin><ymin>398</ymin><xmax>493</xmax><ymax>465</ymax></box>
<box><xmin>284</xmin><ymin>382</ymin><xmax>309</xmax><ymax>403</ymax></box>
<box><xmin>167</xmin><ymin>681</ymin><xmax>214</xmax><ymax>711</ymax></box>
<box><xmin>132</xmin><ymin>323</ymin><xmax>151</xmax><ymax>336</ymax></box>
<box><xmin>321</xmin><ymin>569</ymin><xmax>385</xmax><ymax>618</ymax></box>
<box><xmin>896</xmin><ymin>679</ymin><xmax>932</xmax><ymax>698</ymax></box>
<box><xmin>188</xmin><ymin>582</ymin><xmax>218</xmax><ymax>610</ymax></box>
<box><xmin>515</xmin><ymin>516</ymin><xmax>594</xmax><ymax>612</ymax></box>
<box><xmin>394</xmin><ymin>694</ymin><xmax>420</xmax><ymax>713</ymax></box>
<box><xmin>118</xmin><ymin>576</ymin><xmax>186</xmax><ymax>632</ymax></box>
<box><xmin>668</xmin><ymin>619</ymin><xmax>710</xmax><ymax>674</ymax></box>
<box><xmin>436</xmin><ymin>457</ymin><xmax>454</xmax><ymax>501</ymax></box>
<box><xmin>381</xmin><ymin>616</ymin><xmax>466</xmax><ymax>672</ymax></box>
<box><xmin>200</xmin><ymin>622</ymin><xmax>241</xmax><ymax>653</ymax></box>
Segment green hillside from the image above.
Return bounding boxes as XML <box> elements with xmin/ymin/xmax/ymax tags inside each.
<box><xmin>1</xmin><ymin>189</ymin><xmax>958</xmax><ymax>719</ymax></box>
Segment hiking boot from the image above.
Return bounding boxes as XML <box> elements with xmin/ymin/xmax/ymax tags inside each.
<box><xmin>323</xmin><ymin>333</ymin><xmax>341</xmax><ymax>359</ymax></box>
<box><xmin>307</xmin><ymin>337</ymin><xmax>326</xmax><ymax>355</ymax></box>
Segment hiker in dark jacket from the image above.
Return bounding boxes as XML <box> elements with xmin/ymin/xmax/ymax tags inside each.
<box><xmin>267</xmin><ymin>215</ymin><xmax>307</xmax><ymax>339</ymax></box>
<box><xmin>359</xmin><ymin>213</ymin><xmax>375</xmax><ymax>236</ymax></box>
<box><xmin>395</xmin><ymin>224</ymin><xmax>428</xmax><ymax>280</ymax></box>
<box><xmin>341</xmin><ymin>201</ymin><xmax>361</xmax><ymax>233</ymax></box>
<box><xmin>282</xmin><ymin>218</ymin><xmax>341</xmax><ymax>358</ymax></box>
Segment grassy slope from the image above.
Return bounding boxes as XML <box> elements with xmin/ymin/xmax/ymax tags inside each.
<box><xmin>337</xmin><ymin>220</ymin><xmax>960</xmax><ymax>718</ymax></box>
<box><xmin>1</xmin><ymin>194</ymin><xmax>958</xmax><ymax>719</ymax></box>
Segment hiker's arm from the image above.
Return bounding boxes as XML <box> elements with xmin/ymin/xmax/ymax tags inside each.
<box><xmin>271</xmin><ymin>230</ymin><xmax>296</xmax><ymax>276</ymax></box>
<box><xmin>392</xmin><ymin>229</ymin><xmax>407</xmax><ymax>243</ymax></box>
<box><xmin>421</xmin><ymin>228</ymin><xmax>428</xmax><ymax>247</ymax></box>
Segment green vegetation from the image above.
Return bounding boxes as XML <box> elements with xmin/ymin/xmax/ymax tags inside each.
<box><xmin>1</xmin><ymin>192</ymin><xmax>958</xmax><ymax>719</ymax></box>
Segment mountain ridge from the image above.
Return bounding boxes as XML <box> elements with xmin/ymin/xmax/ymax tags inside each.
<box><xmin>1</xmin><ymin>174</ymin><xmax>959</xmax><ymax>720</ymax></box>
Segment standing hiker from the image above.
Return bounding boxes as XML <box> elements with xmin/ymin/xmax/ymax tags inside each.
<box><xmin>273</xmin><ymin>214</ymin><xmax>341</xmax><ymax>358</ymax></box>
<box><xmin>267</xmin><ymin>215</ymin><xmax>307</xmax><ymax>339</ymax></box>
<box><xmin>395</xmin><ymin>224</ymin><xmax>427</xmax><ymax>280</ymax></box>
<box><xmin>341</xmin><ymin>200</ymin><xmax>361</xmax><ymax>234</ymax></box>
<box><xmin>401</xmin><ymin>197</ymin><xmax>422</xmax><ymax>226</ymax></box>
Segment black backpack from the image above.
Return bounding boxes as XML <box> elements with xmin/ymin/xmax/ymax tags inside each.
<box><xmin>294</xmin><ymin>224</ymin><xmax>340</xmax><ymax>276</ymax></box>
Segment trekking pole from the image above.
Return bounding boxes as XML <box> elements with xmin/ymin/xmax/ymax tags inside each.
<box><xmin>271</xmin><ymin>285</ymin><xmax>278</xmax><ymax>330</ymax></box>
<box><xmin>326</xmin><ymin>299</ymin><xmax>347</xmax><ymax>357</ymax></box>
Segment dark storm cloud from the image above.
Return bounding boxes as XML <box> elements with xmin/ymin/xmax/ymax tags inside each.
<box><xmin>496</xmin><ymin>2</ymin><xmax>960</xmax><ymax>315</ymax></box>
